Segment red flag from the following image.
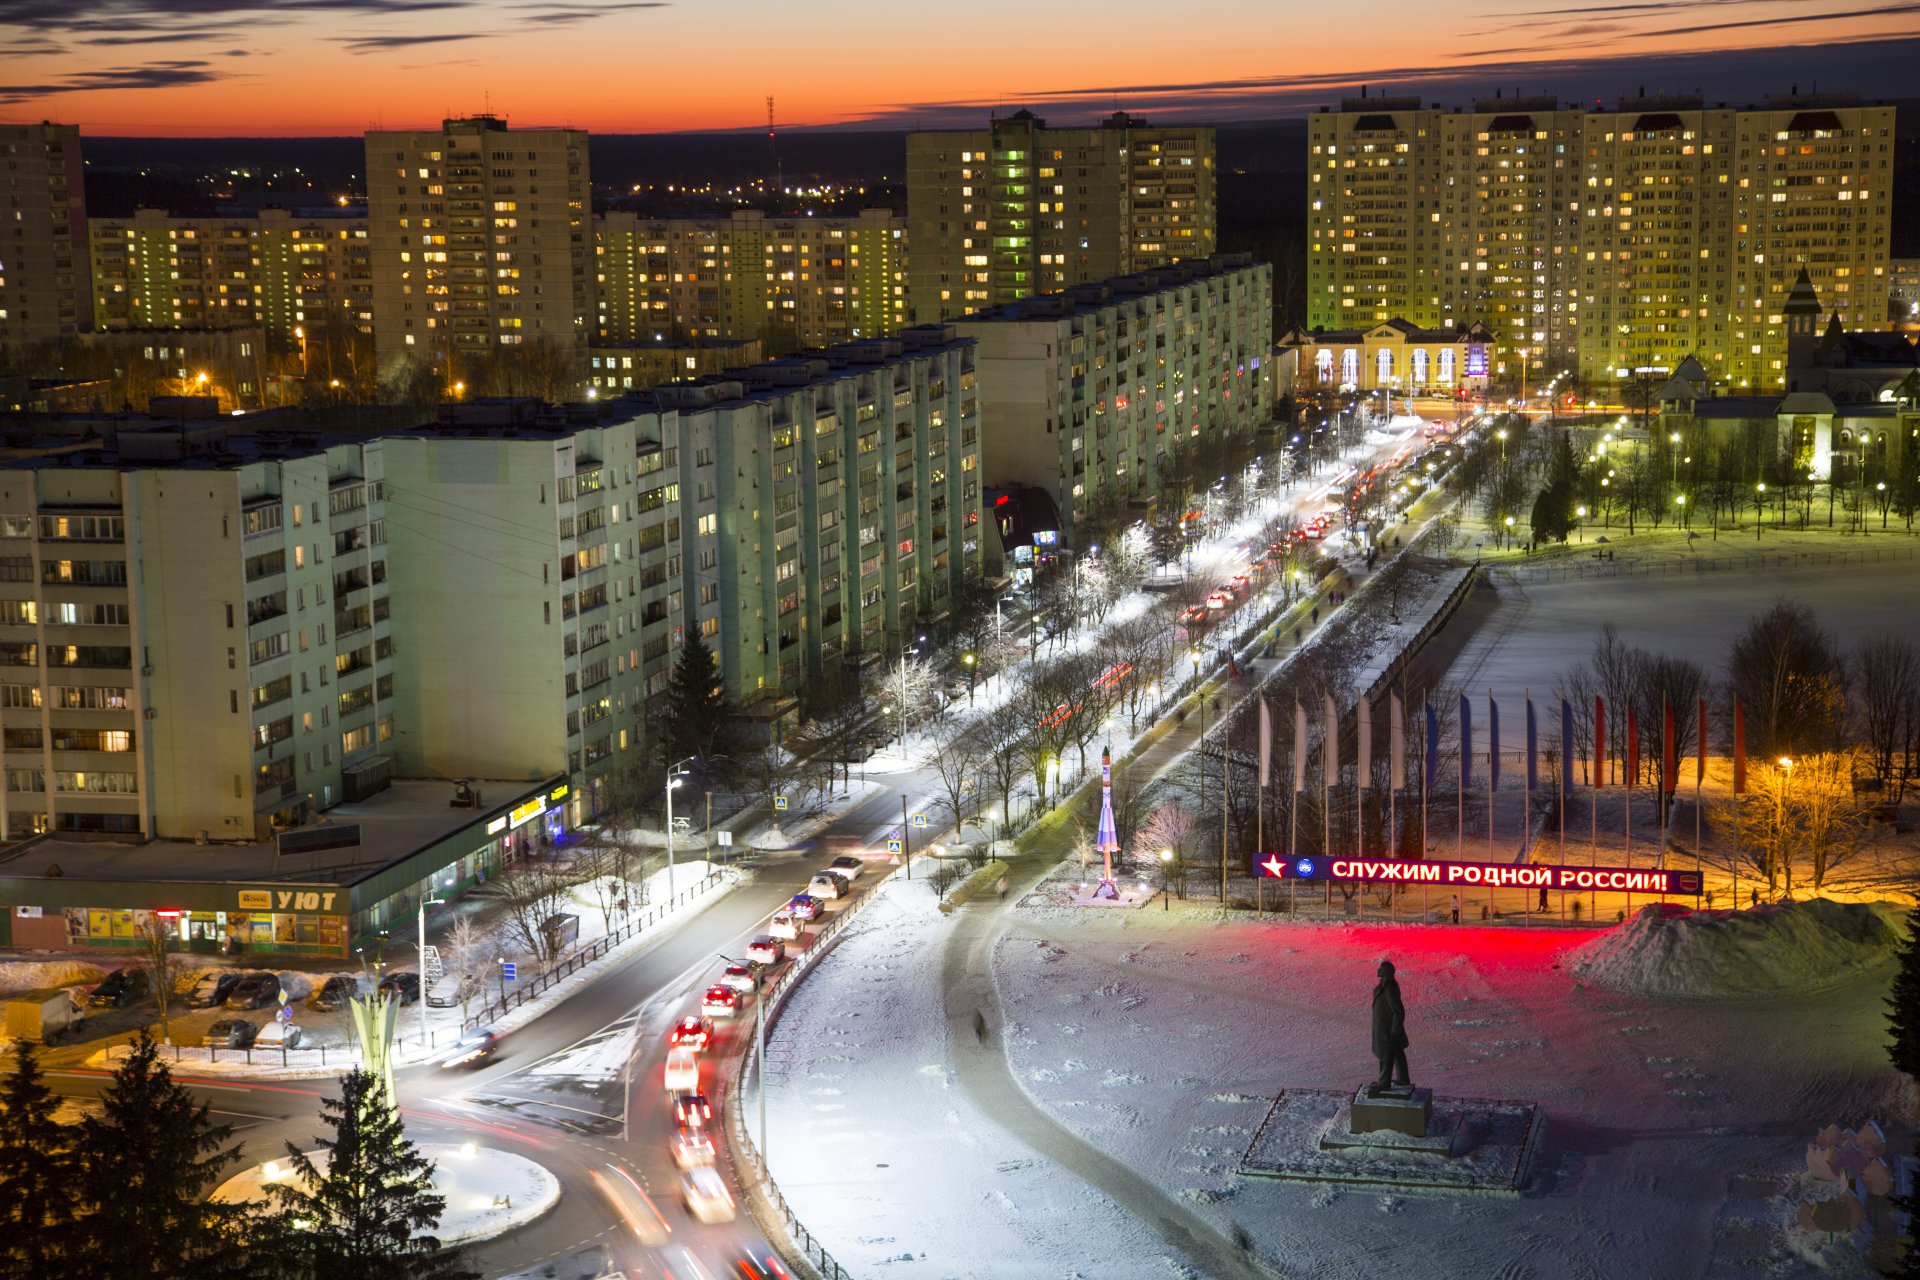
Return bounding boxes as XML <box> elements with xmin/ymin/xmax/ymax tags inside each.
<box><xmin>1662</xmin><ymin>701</ymin><xmax>1676</xmax><ymax>795</ymax></box>
<box><xmin>1732</xmin><ymin>699</ymin><xmax>1747</xmax><ymax>794</ymax></box>
<box><xmin>1626</xmin><ymin>709</ymin><xmax>1639</xmax><ymax>788</ymax></box>
<box><xmin>1696</xmin><ymin>697</ymin><xmax>1708</xmax><ymax>786</ymax></box>
<box><xmin>1593</xmin><ymin>695</ymin><xmax>1605</xmax><ymax>787</ymax></box>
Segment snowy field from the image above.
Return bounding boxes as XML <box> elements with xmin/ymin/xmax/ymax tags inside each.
<box><xmin>992</xmin><ymin>902</ymin><xmax>1910</xmax><ymax>1279</ymax></box>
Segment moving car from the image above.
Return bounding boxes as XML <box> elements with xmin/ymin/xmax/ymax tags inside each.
<box><xmin>827</xmin><ymin>856</ymin><xmax>865</xmax><ymax>881</ymax></box>
<box><xmin>203</xmin><ymin>1019</ymin><xmax>257</xmax><ymax>1049</ymax></box>
<box><xmin>680</xmin><ymin>1167</ymin><xmax>736</xmax><ymax>1224</ymax></box>
<box><xmin>439</xmin><ymin>1028</ymin><xmax>499</xmax><ymax>1069</ymax></box>
<box><xmin>785</xmin><ymin>893</ymin><xmax>822</xmax><ymax>921</ymax></box>
<box><xmin>746</xmin><ymin>936</ymin><xmax>785</xmax><ymax>966</ymax></box>
<box><xmin>306</xmin><ymin>975</ymin><xmax>357</xmax><ymax>1012</ymax></box>
<box><xmin>254</xmin><ymin>1021</ymin><xmax>303</xmax><ymax>1050</ymax></box>
<box><xmin>188</xmin><ymin>971</ymin><xmax>244</xmax><ymax>1009</ymax></box>
<box><xmin>224</xmin><ymin>972</ymin><xmax>280</xmax><ymax>1010</ymax></box>
<box><xmin>88</xmin><ymin>967</ymin><xmax>149</xmax><ymax>1009</ymax></box>
<box><xmin>377</xmin><ymin>972</ymin><xmax>421</xmax><ymax>1005</ymax></box>
<box><xmin>805</xmin><ymin>873</ymin><xmax>845</xmax><ymax>901</ymax></box>
<box><xmin>768</xmin><ymin>912</ymin><xmax>802</xmax><ymax>942</ymax></box>
<box><xmin>716</xmin><ymin>964</ymin><xmax>757</xmax><ymax>995</ymax></box>
<box><xmin>668</xmin><ymin>1015</ymin><xmax>712</xmax><ymax>1052</ymax></box>
<box><xmin>670</xmin><ymin>1126</ymin><xmax>715</xmax><ymax>1171</ymax></box>
<box><xmin>701</xmin><ymin>985</ymin><xmax>740</xmax><ymax>1018</ymax></box>
<box><xmin>673</xmin><ymin>1091</ymin><xmax>712</xmax><ymax>1127</ymax></box>
<box><xmin>663</xmin><ymin>1046</ymin><xmax>700</xmax><ymax>1092</ymax></box>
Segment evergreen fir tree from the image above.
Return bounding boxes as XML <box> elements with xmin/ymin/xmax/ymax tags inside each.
<box><xmin>71</xmin><ymin>1029</ymin><xmax>254</xmax><ymax>1280</ymax></box>
<box><xmin>0</xmin><ymin>1039</ymin><xmax>76</xmax><ymax>1276</ymax></box>
<box><xmin>1888</xmin><ymin>903</ymin><xmax>1920</xmax><ymax>1080</ymax></box>
<box><xmin>266</xmin><ymin>1068</ymin><xmax>476</xmax><ymax>1280</ymax></box>
<box><xmin>659</xmin><ymin>631</ymin><xmax>728</xmax><ymax>763</ymax></box>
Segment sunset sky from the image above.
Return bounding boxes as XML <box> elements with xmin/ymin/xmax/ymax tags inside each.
<box><xmin>1</xmin><ymin>0</ymin><xmax>1916</xmax><ymax>136</ymax></box>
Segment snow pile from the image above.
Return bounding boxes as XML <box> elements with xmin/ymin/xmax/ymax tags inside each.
<box><xmin>1568</xmin><ymin>898</ymin><xmax>1903</xmax><ymax>997</ymax></box>
<box><xmin>0</xmin><ymin>959</ymin><xmax>106</xmax><ymax>995</ymax></box>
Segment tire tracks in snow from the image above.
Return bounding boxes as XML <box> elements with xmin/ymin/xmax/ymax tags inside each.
<box><xmin>941</xmin><ymin>867</ymin><xmax>1285</xmax><ymax>1280</ymax></box>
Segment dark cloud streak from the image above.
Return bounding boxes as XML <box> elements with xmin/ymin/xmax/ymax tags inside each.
<box><xmin>335</xmin><ymin>30</ymin><xmax>491</xmax><ymax>53</ymax></box>
<box><xmin>0</xmin><ymin>58</ymin><xmax>220</xmax><ymax>105</ymax></box>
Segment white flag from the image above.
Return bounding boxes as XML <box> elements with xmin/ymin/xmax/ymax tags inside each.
<box><xmin>1324</xmin><ymin>692</ymin><xmax>1339</xmax><ymax>789</ymax></box>
<box><xmin>1357</xmin><ymin>694</ymin><xmax>1372</xmax><ymax>792</ymax></box>
<box><xmin>1389</xmin><ymin>691</ymin><xmax>1407</xmax><ymax>791</ymax></box>
<box><xmin>1293</xmin><ymin>702</ymin><xmax>1308</xmax><ymax>792</ymax></box>
<box><xmin>1258</xmin><ymin>698</ymin><xmax>1272</xmax><ymax>790</ymax></box>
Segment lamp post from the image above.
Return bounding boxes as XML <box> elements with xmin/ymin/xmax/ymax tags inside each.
<box><xmin>1575</xmin><ymin>504</ymin><xmax>1587</xmax><ymax>544</ymax></box>
<box><xmin>1669</xmin><ymin>432</ymin><xmax>1681</xmax><ymax>488</ymax></box>
<box><xmin>962</xmin><ymin>651</ymin><xmax>976</xmax><ymax>705</ymax></box>
<box><xmin>1774</xmin><ymin>756</ymin><xmax>1795</xmax><ymax>898</ymax></box>
<box><xmin>416</xmin><ymin>890</ymin><xmax>447</xmax><ymax>1051</ymax></box>
<box><xmin>896</xmin><ymin>637</ymin><xmax>922</xmax><ymax>750</ymax></box>
<box><xmin>1503</xmin><ymin>514</ymin><xmax>1515</xmax><ymax>551</ymax></box>
<box><xmin>1159</xmin><ymin>848</ymin><xmax>1173</xmax><ymax>910</ymax></box>
<box><xmin>666</xmin><ymin>756</ymin><xmax>695</xmax><ymax>898</ymax></box>
<box><xmin>1756</xmin><ymin>482</ymin><xmax>1766</xmax><ymax>541</ymax></box>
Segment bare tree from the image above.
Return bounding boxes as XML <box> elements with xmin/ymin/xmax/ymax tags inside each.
<box><xmin>482</xmin><ymin>859</ymin><xmax>582</xmax><ymax>966</ymax></box>
<box><xmin>440</xmin><ymin>915</ymin><xmax>498</xmax><ymax>1025</ymax></box>
<box><xmin>1854</xmin><ymin>635</ymin><xmax>1920</xmax><ymax>801</ymax></box>
<box><xmin>574</xmin><ymin>828</ymin><xmax>643</xmax><ymax>934</ymax></box>
<box><xmin>926</xmin><ymin>719</ymin><xmax>988</xmax><ymax>839</ymax></box>
<box><xmin>1731</xmin><ymin>752</ymin><xmax>1869</xmax><ymax>895</ymax></box>
<box><xmin>136</xmin><ymin>918</ymin><xmax>183</xmax><ymax>1046</ymax></box>
<box><xmin>1725</xmin><ymin>599</ymin><xmax>1848</xmax><ymax>756</ymax></box>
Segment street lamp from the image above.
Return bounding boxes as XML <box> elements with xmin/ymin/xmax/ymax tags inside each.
<box><xmin>962</xmin><ymin>651</ymin><xmax>977</xmax><ymax>705</ymax></box>
<box><xmin>1575</xmin><ymin>504</ymin><xmax>1588</xmax><ymax>544</ymax></box>
<box><xmin>1503</xmin><ymin>514</ymin><xmax>1515</xmax><ymax>550</ymax></box>
<box><xmin>1159</xmin><ymin>848</ymin><xmax>1173</xmax><ymax>910</ymax></box>
<box><xmin>416</xmin><ymin>889</ymin><xmax>447</xmax><ymax>1052</ymax></box>
<box><xmin>1774</xmin><ymin>756</ymin><xmax>1796</xmax><ymax>896</ymax></box>
<box><xmin>897</xmin><ymin>636</ymin><xmax>924</xmax><ymax>749</ymax></box>
<box><xmin>666</xmin><ymin>757</ymin><xmax>696</xmax><ymax>898</ymax></box>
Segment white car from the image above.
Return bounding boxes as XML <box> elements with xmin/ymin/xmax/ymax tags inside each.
<box><xmin>768</xmin><ymin>912</ymin><xmax>801</xmax><ymax>942</ymax></box>
<box><xmin>806</xmin><ymin>873</ymin><xmax>845</xmax><ymax>900</ymax></box>
<box><xmin>664</xmin><ymin>1046</ymin><xmax>700</xmax><ymax>1092</ymax></box>
<box><xmin>745</xmin><ymin>936</ymin><xmax>785</xmax><ymax>967</ymax></box>
<box><xmin>681</xmin><ymin>1167</ymin><xmax>736</xmax><ymax>1224</ymax></box>
<box><xmin>670</xmin><ymin>1126</ymin><xmax>715</xmax><ymax>1171</ymax></box>
<box><xmin>254</xmin><ymin>1021</ymin><xmax>304</xmax><ymax>1050</ymax></box>
<box><xmin>827</xmin><ymin>855</ymin><xmax>865</xmax><ymax>880</ymax></box>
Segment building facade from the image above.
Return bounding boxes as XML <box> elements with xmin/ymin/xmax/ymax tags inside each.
<box><xmin>907</xmin><ymin>111</ymin><xmax>1216</xmax><ymax>323</ymax></box>
<box><xmin>0</xmin><ymin>123</ymin><xmax>88</xmax><ymax>353</ymax></box>
<box><xmin>597</xmin><ymin>208</ymin><xmax>907</xmax><ymax>351</ymax></box>
<box><xmin>954</xmin><ymin>255</ymin><xmax>1272</xmax><ymax>541</ymax></box>
<box><xmin>364</xmin><ymin>116</ymin><xmax>594</xmax><ymax>383</ymax></box>
<box><xmin>1308</xmin><ymin>92</ymin><xmax>1895</xmax><ymax>392</ymax></box>
<box><xmin>1280</xmin><ymin>319</ymin><xmax>1496</xmax><ymax>396</ymax></box>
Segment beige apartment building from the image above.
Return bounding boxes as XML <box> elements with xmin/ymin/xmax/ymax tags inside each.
<box><xmin>907</xmin><ymin>111</ymin><xmax>1216</xmax><ymax>323</ymax></box>
<box><xmin>363</xmin><ymin>115</ymin><xmax>593</xmax><ymax>383</ymax></box>
<box><xmin>954</xmin><ymin>254</ymin><xmax>1272</xmax><ymax>541</ymax></box>
<box><xmin>1309</xmin><ymin>92</ymin><xmax>1894</xmax><ymax>393</ymax></box>
<box><xmin>596</xmin><ymin>208</ymin><xmax>907</xmax><ymax>351</ymax></box>
<box><xmin>89</xmin><ymin>206</ymin><xmax>372</xmax><ymax>347</ymax></box>
<box><xmin>0</xmin><ymin>123</ymin><xmax>88</xmax><ymax>352</ymax></box>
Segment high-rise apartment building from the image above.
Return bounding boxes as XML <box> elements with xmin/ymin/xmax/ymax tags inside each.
<box><xmin>89</xmin><ymin>206</ymin><xmax>372</xmax><ymax>346</ymax></box>
<box><xmin>907</xmin><ymin>111</ymin><xmax>1216</xmax><ymax>323</ymax></box>
<box><xmin>364</xmin><ymin>115</ymin><xmax>593</xmax><ymax>382</ymax></box>
<box><xmin>1309</xmin><ymin>92</ymin><xmax>1894</xmax><ymax>392</ymax></box>
<box><xmin>596</xmin><ymin>208</ymin><xmax>907</xmax><ymax>350</ymax></box>
<box><xmin>0</xmin><ymin>123</ymin><xmax>88</xmax><ymax>352</ymax></box>
<box><xmin>954</xmin><ymin>255</ymin><xmax>1273</xmax><ymax>541</ymax></box>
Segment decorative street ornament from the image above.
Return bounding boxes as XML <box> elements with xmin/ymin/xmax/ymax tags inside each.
<box><xmin>348</xmin><ymin>990</ymin><xmax>399</xmax><ymax>1109</ymax></box>
<box><xmin>1094</xmin><ymin>745</ymin><xmax>1120</xmax><ymax>900</ymax></box>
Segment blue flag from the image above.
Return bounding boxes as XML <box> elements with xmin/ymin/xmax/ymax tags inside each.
<box><xmin>1525</xmin><ymin>698</ymin><xmax>1538</xmax><ymax>791</ymax></box>
<box><xmin>1459</xmin><ymin>694</ymin><xmax>1473</xmax><ymax>788</ymax></box>
<box><xmin>1424</xmin><ymin>702</ymin><xmax>1439</xmax><ymax>789</ymax></box>
<box><xmin>1560</xmin><ymin>698</ymin><xmax>1575</xmax><ymax>791</ymax></box>
<box><xmin>1489</xmin><ymin>696</ymin><xmax>1501</xmax><ymax>791</ymax></box>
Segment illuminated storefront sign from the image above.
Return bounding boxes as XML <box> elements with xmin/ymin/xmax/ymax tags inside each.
<box><xmin>549</xmin><ymin>784</ymin><xmax>570</xmax><ymax>803</ymax></box>
<box><xmin>1252</xmin><ymin>853</ymin><xmax>1701</xmax><ymax>896</ymax></box>
<box><xmin>486</xmin><ymin>815</ymin><xmax>509</xmax><ymax>836</ymax></box>
<box><xmin>509</xmin><ymin>798</ymin><xmax>546</xmax><ymax>829</ymax></box>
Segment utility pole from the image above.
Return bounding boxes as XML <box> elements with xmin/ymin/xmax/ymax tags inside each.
<box><xmin>900</xmin><ymin>794</ymin><xmax>914</xmax><ymax>879</ymax></box>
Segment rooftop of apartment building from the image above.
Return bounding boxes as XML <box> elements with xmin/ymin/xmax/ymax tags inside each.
<box><xmin>954</xmin><ymin>252</ymin><xmax>1260</xmax><ymax>325</ymax></box>
<box><xmin>630</xmin><ymin>325</ymin><xmax>975</xmax><ymax>413</ymax></box>
<box><xmin>0</xmin><ymin>778</ymin><xmax>543</xmax><ymax>888</ymax></box>
<box><xmin>1321</xmin><ymin>87</ymin><xmax>1885</xmax><ymax>115</ymax></box>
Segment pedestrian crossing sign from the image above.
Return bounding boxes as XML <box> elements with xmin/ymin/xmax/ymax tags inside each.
<box><xmin>911</xmin><ymin>813</ymin><xmax>928</xmax><ymax>828</ymax></box>
<box><xmin>887</xmin><ymin>838</ymin><xmax>903</xmax><ymax>854</ymax></box>
<box><xmin>774</xmin><ymin>795</ymin><xmax>789</xmax><ymax>811</ymax></box>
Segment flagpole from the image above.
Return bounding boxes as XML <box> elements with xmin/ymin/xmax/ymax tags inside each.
<box><xmin>1523</xmin><ymin>691</ymin><xmax>1531</xmax><ymax>927</ymax></box>
<box><xmin>1256</xmin><ymin>776</ymin><xmax>1265</xmax><ymax>916</ymax></box>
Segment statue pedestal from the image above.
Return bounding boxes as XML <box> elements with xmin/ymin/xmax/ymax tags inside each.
<box><xmin>1349</xmin><ymin>1085</ymin><xmax>1434</xmax><ymax>1137</ymax></box>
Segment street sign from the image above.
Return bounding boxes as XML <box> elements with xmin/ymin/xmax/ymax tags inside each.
<box><xmin>774</xmin><ymin>795</ymin><xmax>789</xmax><ymax>811</ymax></box>
<box><xmin>501</xmin><ymin>961</ymin><xmax>517</xmax><ymax>982</ymax></box>
<box><xmin>672</xmin><ymin>816</ymin><xmax>692</xmax><ymax>831</ymax></box>
<box><xmin>886</xmin><ymin>838</ymin><xmax>903</xmax><ymax>854</ymax></box>
<box><xmin>277</xmin><ymin>1004</ymin><xmax>292</xmax><ymax>1024</ymax></box>
<box><xmin>715</xmin><ymin>830</ymin><xmax>733</xmax><ymax>847</ymax></box>
<box><xmin>911</xmin><ymin>813</ymin><xmax>929</xmax><ymax>828</ymax></box>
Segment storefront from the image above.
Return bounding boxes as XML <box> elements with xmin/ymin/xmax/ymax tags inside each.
<box><xmin>5</xmin><ymin>883</ymin><xmax>351</xmax><ymax>958</ymax></box>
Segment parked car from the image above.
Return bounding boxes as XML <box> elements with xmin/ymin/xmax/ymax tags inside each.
<box><xmin>716</xmin><ymin>964</ymin><xmax>758</xmax><ymax>995</ymax></box>
<box><xmin>88</xmin><ymin>967</ymin><xmax>149</xmax><ymax>1009</ymax></box>
<box><xmin>681</xmin><ymin>1167</ymin><xmax>736</xmax><ymax>1224</ymax></box>
<box><xmin>426</xmin><ymin>972</ymin><xmax>474</xmax><ymax>1009</ymax></box>
<box><xmin>668</xmin><ymin>1015</ymin><xmax>711</xmax><ymax>1052</ymax></box>
<box><xmin>254</xmin><ymin>1021</ymin><xmax>303</xmax><ymax>1050</ymax></box>
<box><xmin>439</xmin><ymin>1028</ymin><xmax>499</xmax><ymax>1069</ymax></box>
<box><xmin>785</xmin><ymin>893</ymin><xmax>822</xmax><ymax>921</ymax></box>
<box><xmin>664</xmin><ymin>1046</ymin><xmax>700</xmax><ymax>1092</ymax></box>
<box><xmin>746</xmin><ymin>936</ymin><xmax>785</xmax><ymax>967</ymax></box>
<box><xmin>670</xmin><ymin>1126</ymin><xmax>715</xmax><ymax>1171</ymax></box>
<box><xmin>377</xmin><ymin>972</ymin><xmax>421</xmax><ymax>1005</ymax></box>
<box><xmin>701</xmin><ymin>985</ymin><xmax>740</xmax><ymax>1018</ymax></box>
<box><xmin>224</xmin><ymin>972</ymin><xmax>280</xmax><ymax>1010</ymax></box>
<box><xmin>188</xmin><ymin>971</ymin><xmax>244</xmax><ymax>1009</ymax></box>
<box><xmin>673</xmin><ymin>1091</ymin><xmax>712</xmax><ymax>1127</ymax></box>
<box><xmin>768</xmin><ymin>912</ymin><xmax>802</xmax><ymax>942</ymax></box>
<box><xmin>806</xmin><ymin>873</ymin><xmax>845</xmax><ymax>901</ymax></box>
<box><xmin>203</xmin><ymin>1019</ymin><xmax>257</xmax><ymax>1049</ymax></box>
<box><xmin>827</xmin><ymin>856</ymin><xmax>865</xmax><ymax>881</ymax></box>
<box><xmin>306</xmin><ymin>975</ymin><xmax>358</xmax><ymax>1012</ymax></box>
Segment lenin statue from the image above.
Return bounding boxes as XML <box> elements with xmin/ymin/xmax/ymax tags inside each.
<box><xmin>1369</xmin><ymin>958</ymin><xmax>1411</xmax><ymax>1095</ymax></box>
